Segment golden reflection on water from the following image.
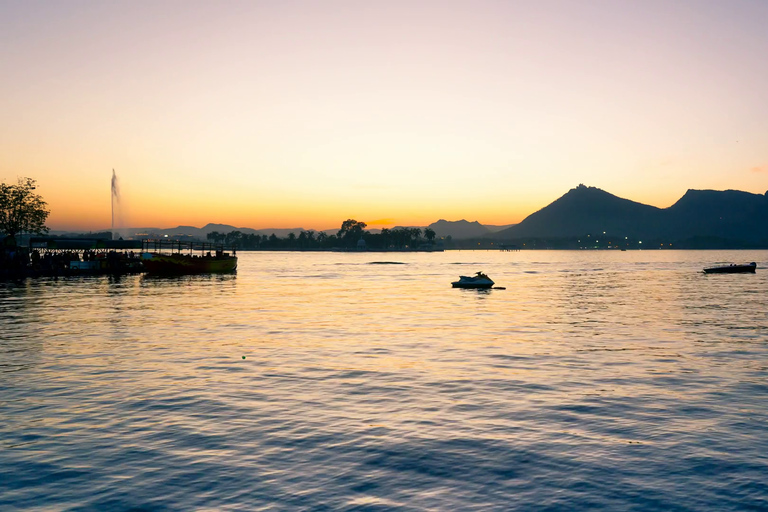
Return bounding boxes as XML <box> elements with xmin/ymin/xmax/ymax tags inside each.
<box><xmin>1</xmin><ymin>250</ymin><xmax>767</xmax><ymax>509</ymax></box>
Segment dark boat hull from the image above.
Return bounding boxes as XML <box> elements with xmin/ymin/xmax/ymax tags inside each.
<box><xmin>451</xmin><ymin>275</ymin><xmax>495</xmax><ymax>289</ymax></box>
<box><xmin>452</xmin><ymin>282</ymin><xmax>494</xmax><ymax>289</ymax></box>
<box><xmin>142</xmin><ymin>253</ymin><xmax>237</xmax><ymax>274</ymax></box>
<box><xmin>703</xmin><ymin>263</ymin><xmax>756</xmax><ymax>274</ymax></box>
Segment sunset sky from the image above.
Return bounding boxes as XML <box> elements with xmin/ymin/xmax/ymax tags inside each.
<box><xmin>1</xmin><ymin>0</ymin><xmax>767</xmax><ymax>231</ymax></box>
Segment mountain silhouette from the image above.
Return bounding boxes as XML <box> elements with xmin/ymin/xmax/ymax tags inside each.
<box><xmin>48</xmin><ymin>185</ymin><xmax>768</xmax><ymax>247</ymax></box>
<box><xmin>427</xmin><ymin>219</ymin><xmax>517</xmax><ymax>239</ymax></box>
<box><xmin>495</xmin><ymin>185</ymin><xmax>768</xmax><ymax>244</ymax></box>
<box><xmin>659</xmin><ymin>189</ymin><xmax>768</xmax><ymax>241</ymax></box>
<box><xmin>428</xmin><ymin>219</ymin><xmax>490</xmax><ymax>239</ymax></box>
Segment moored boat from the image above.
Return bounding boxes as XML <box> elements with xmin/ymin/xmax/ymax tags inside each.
<box><xmin>29</xmin><ymin>237</ymin><xmax>144</xmax><ymax>276</ymax></box>
<box><xmin>452</xmin><ymin>271</ymin><xmax>495</xmax><ymax>289</ymax></box>
<box><xmin>141</xmin><ymin>240</ymin><xmax>237</xmax><ymax>275</ymax></box>
<box><xmin>703</xmin><ymin>262</ymin><xmax>757</xmax><ymax>274</ymax></box>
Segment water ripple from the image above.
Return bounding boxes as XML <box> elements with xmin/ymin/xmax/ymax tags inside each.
<box><xmin>1</xmin><ymin>250</ymin><xmax>767</xmax><ymax>510</ymax></box>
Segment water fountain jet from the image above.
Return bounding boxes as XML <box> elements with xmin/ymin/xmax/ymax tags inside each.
<box><xmin>111</xmin><ymin>169</ymin><xmax>121</xmax><ymax>240</ymax></box>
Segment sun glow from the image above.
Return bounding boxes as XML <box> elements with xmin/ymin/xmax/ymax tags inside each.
<box><xmin>2</xmin><ymin>1</ymin><xmax>767</xmax><ymax>231</ymax></box>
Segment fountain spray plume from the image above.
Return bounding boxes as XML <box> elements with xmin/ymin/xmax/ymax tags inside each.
<box><xmin>111</xmin><ymin>169</ymin><xmax>121</xmax><ymax>240</ymax></box>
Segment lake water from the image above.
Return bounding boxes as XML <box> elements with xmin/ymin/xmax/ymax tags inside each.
<box><xmin>1</xmin><ymin>250</ymin><xmax>767</xmax><ymax>511</ymax></box>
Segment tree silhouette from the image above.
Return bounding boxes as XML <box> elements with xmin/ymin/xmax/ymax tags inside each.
<box><xmin>390</xmin><ymin>227</ymin><xmax>410</xmax><ymax>248</ymax></box>
<box><xmin>337</xmin><ymin>219</ymin><xmax>368</xmax><ymax>246</ymax></box>
<box><xmin>212</xmin><ymin>222</ymin><xmax>443</xmax><ymax>251</ymax></box>
<box><xmin>224</xmin><ymin>230</ymin><xmax>243</xmax><ymax>248</ymax></box>
<box><xmin>380</xmin><ymin>228</ymin><xmax>392</xmax><ymax>248</ymax></box>
<box><xmin>0</xmin><ymin>177</ymin><xmax>50</xmax><ymax>244</ymax></box>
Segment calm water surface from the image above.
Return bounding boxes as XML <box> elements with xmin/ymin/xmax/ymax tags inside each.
<box><xmin>1</xmin><ymin>250</ymin><xmax>767</xmax><ymax>511</ymax></box>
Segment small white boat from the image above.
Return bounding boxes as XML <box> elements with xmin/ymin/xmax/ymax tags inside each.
<box><xmin>452</xmin><ymin>271</ymin><xmax>495</xmax><ymax>289</ymax></box>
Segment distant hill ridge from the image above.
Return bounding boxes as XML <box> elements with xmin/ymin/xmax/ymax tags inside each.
<box><xmin>92</xmin><ymin>221</ymin><xmax>516</xmax><ymax>240</ymax></box>
<box><xmin>428</xmin><ymin>219</ymin><xmax>488</xmax><ymax>239</ymax></box>
<box><xmin>50</xmin><ymin>185</ymin><xmax>768</xmax><ymax>245</ymax></box>
<box><xmin>426</xmin><ymin>219</ymin><xmax>516</xmax><ymax>239</ymax></box>
<box><xmin>495</xmin><ymin>184</ymin><xmax>768</xmax><ymax>243</ymax></box>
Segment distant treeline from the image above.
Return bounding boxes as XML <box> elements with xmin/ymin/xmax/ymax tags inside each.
<box><xmin>207</xmin><ymin>220</ymin><xmax>440</xmax><ymax>250</ymax></box>
<box><xmin>44</xmin><ymin>224</ymin><xmax>767</xmax><ymax>251</ymax></box>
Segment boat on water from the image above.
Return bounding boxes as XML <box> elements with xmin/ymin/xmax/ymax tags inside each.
<box><xmin>141</xmin><ymin>240</ymin><xmax>237</xmax><ymax>275</ymax></box>
<box><xmin>28</xmin><ymin>237</ymin><xmax>145</xmax><ymax>276</ymax></box>
<box><xmin>703</xmin><ymin>262</ymin><xmax>757</xmax><ymax>274</ymax></box>
<box><xmin>452</xmin><ymin>271</ymin><xmax>495</xmax><ymax>289</ymax></box>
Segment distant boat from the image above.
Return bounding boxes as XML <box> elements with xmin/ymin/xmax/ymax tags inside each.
<box><xmin>141</xmin><ymin>240</ymin><xmax>237</xmax><ymax>275</ymax></box>
<box><xmin>703</xmin><ymin>262</ymin><xmax>756</xmax><ymax>274</ymax></box>
<box><xmin>452</xmin><ymin>271</ymin><xmax>495</xmax><ymax>289</ymax></box>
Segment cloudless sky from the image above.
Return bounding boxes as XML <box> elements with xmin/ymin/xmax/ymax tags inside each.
<box><xmin>1</xmin><ymin>0</ymin><xmax>767</xmax><ymax>231</ymax></box>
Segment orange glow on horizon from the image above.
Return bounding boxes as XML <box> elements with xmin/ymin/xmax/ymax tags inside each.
<box><xmin>3</xmin><ymin>2</ymin><xmax>767</xmax><ymax>233</ymax></box>
<box><xmin>40</xmin><ymin>179</ymin><xmax>707</xmax><ymax>233</ymax></box>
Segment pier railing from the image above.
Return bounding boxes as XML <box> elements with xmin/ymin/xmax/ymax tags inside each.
<box><xmin>141</xmin><ymin>239</ymin><xmax>236</xmax><ymax>255</ymax></box>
